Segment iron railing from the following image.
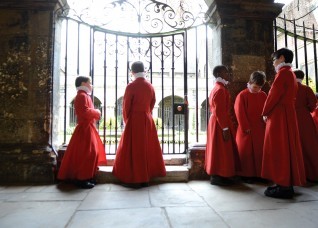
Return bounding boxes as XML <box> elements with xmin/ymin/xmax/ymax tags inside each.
<box><xmin>274</xmin><ymin>16</ymin><xmax>318</xmax><ymax>92</ymax></box>
<box><xmin>58</xmin><ymin>17</ymin><xmax>213</xmax><ymax>155</ymax></box>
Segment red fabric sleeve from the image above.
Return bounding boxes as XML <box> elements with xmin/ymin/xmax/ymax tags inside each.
<box><xmin>150</xmin><ymin>88</ymin><xmax>156</xmax><ymax>111</ymax></box>
<box><xmin>262</xmin><ymin>73</ymin><xmax>285</xmax><ymax>116</ymax></box>
<box><xmin>76</xmin><ymin>93</ymin><xmax>100</xmax><ymax>120</ymax></box>
<box><xmin>123</xmin><ymin>84</ymin><xmax>133</xmax><ymax>123</ymax></box>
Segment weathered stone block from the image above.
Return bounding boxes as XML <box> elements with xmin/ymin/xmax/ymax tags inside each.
<box><xmin>188</xmin><ymin>143</ymin><xmax>209</xmax><ymax>180</ymax></box>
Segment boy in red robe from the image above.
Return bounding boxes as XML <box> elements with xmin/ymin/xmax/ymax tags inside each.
<box><xmin>262</xmin><ymin>48</ymin><xmax>306</xmax><ymax>199</ymax></box>
<box><xmin>205</xmin><ymin>65</ymin><xmax>240</xmax><ymax>186</ymax></box>
<box><xmin>58</xmin><ymin>76</ymin><xmax>107</xmax><ymax>189</ymax></box>
<box><xmin>112</xmin><ymin>61</ymin><xmax>166</xmax><ymax>188</ymax></box>
<box><xmin>234</xmin><ymin>71</ymin><xmax>267</xmax><ymax>183</ymax></box>
<box><xmin>294</xmin><ymin>69</ymin><xmax>318</xmax><ymax>182</ymax></box>
<box><xmin>312</xmin><ymin>93</ymin><xmax>318</xmax><ymax>133</ymax></box>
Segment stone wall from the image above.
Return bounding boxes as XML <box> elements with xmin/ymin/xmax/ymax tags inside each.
<box><xmin>0</xmin><ymin>0</ymin><xmax>66</xmax><ymax>183</ymax></box>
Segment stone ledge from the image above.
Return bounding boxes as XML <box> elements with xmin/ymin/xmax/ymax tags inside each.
<box><xmin>97</xmin><ymin>165</ymin><xmax>189</xmax><ymax>183</ymax></box>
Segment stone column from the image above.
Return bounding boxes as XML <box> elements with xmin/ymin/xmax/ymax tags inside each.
<box><xmin>208</xmin><ymin>0</ymin><xmax>283</xmax><ymax>97</ymax></box>
<box><xmin>189</xmin><ymin>1</ymin><xmax>283</xmax><ymax>178</ymax></box>
<box><xmin>0</xmin><ymin>0</ymin><xmax>68</xmax><ymax>183</ymax></box>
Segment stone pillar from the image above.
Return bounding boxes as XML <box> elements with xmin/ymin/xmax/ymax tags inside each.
<box><xmin>0</xmin><ymin>0</ymin><xmax>68</xmax><ymax>183</ymax></box>
<box><xmin>188</xmin><ymin>1</ymin><xmax>283</xmax><ymax>179</ymax></box>
<box><xmin>208</xmin><ymin>0</ymin><xmax>283</xmax><ymax>125</ymax></box>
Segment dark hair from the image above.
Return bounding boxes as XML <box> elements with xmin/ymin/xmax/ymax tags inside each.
<box><xmin>212</xmin><ymin>65</ymin><xmax>228</xmax><ymax>78</ymax></box>
<box><xmin>131</xmin><ymin>61</ymin><xmax>144</xmax><ymax>73</ymax></box>
<box><xmin>249</xmin><ymin>71</ymin><xmax>266</xmax><ymax>86</ymax></box>
<box><xmin>272</xmin><ymin>48</ymin><xmax>294</xmax><ymax>63</ymax></box>
<box><xmin>75</xmin><ymin>76</ymin><xmax>90</xmax><ymax>87</ymax></box>
<box><xmin>293</xmin><ymin>69</ymin><xmax>305</xmax><ymax>80</ymax></box>
<box><xmin>315</xmin><ymin>93</ymin><xmax>318</xmax><ymax>99</ymax></box>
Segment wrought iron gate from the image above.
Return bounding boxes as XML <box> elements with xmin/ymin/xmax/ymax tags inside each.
<box><xmin>56</xmin><ymin>0</ymin><xmax>213</xmax><ymax>155</ymax></box>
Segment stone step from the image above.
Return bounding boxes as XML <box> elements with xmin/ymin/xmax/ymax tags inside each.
<box><xmin>103</xmin><ymin>154</ymin><xmax>188</xmax><ymax>166</ymax></box>
<box><xmin>96</xmin><ymin>165</ymin><xmax>190</xmax><ymax>183</ymax></box>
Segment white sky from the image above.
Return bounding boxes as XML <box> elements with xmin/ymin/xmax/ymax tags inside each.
<box><xmin>274</xmin><ymin>0</ymin><xmax>294</xmax><ymax>4</ymax></box>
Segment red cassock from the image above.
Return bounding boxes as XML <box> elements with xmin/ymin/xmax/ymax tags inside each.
<box><xmin>295</xmin><ymin>83</ymin><xmax>318</xmax><ymax>181</ymax></box>
<box><xmin>112</xmin><ymin>77</ymin><xmax>166</xmax><ymax>183</ymax></box>
<box><xmin>261</xmin><ymin>66</ymin><xmax>306</xmax><ymax>187</ymax></box>
<box><xmin>234</xmin><ymin>88</ymin><xmax>267</xmax><ymax>177</ymax></box>
<box><xmin>312</xmin><ymin>106</ymin><xmax>318</xmax><ymax>133</ymax></box>
<box><xmin>58</xmin><ymin>90</ymin><xmax>107</xmax><ymax>181</ymax></box>
<box><xmin>205</xmin><ymin>82</ymin><xmax>240</xmax><ymax>177</ymax></box>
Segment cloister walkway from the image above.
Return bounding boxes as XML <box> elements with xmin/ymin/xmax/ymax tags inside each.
<box><xmin>1</xmin><ymin>181</ymin><xmax>318</xmax><ymax>227</ymax></box>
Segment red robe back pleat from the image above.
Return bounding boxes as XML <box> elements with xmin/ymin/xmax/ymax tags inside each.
<box><xmin>112</xmin><ymin>77</ymin><xmax>166</xmax><ymax>183</ymax></box>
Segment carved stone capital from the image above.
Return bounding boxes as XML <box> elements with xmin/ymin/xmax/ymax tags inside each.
<box><xmin>208</xmin><ymin>0</ymin><xmax>283</xmax><ymax>26</ymax></box>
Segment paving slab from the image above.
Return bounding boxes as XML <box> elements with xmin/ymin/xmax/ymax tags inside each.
<box><xmin>79</xmin><ymin>190</ymin><xmax>151</xmax><ymax>210</ymax></box>
<box><xmin>221</xmin><ymin>208</ymin><xmax>318</xmax><ymax>228</ymax></box>
<box><xmin>68</xmin><ymin>208</ymin><xmax>170</xmax><ymax>228</ymax></box>
<box><xmin>165</xmin><ymin>206</ymin><xmax>228</xmax><ymax>228</ymax></box>
<box><xmin>0</xmin><ymin>201</ymin><xmax>79</xmax><ymax>228</ymax></box>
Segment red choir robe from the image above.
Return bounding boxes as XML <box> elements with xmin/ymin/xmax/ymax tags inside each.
<box><xmin>312</xmin><ymin>106</ymin><xmax>318</xmax><ymax>133</ymax></box>
<box><xmin>112</xmin><ymin>77</ymin><xmax>166</xmax><ymax>183</ymax></box>
<box><xmin>234</xmin><ymin>88</ymin><xmax>267</xmax><ymax>177</ymax></box>
<box><xmin>295</xmin><ymin>82</ymin><xmax>318</xmax><ymax>181</ymax></box>
<box><xmin>58</xmin><ymin>90</ymin><xmax>107</xmax><ymax>181</ymax></box>
<box><xmin>205</xmin><ymin>82</ymin><xmax>240</xmax><ymax>177</ymax></box>
<box><xmin>261</xmin><ymin>66</ymin><xmax>306</xmax><ymax>187</ymax></box>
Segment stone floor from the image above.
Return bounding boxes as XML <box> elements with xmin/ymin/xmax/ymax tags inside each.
<box><xmin>1</xmin><ymin>180</ymin><xmax>318</xmax><ymax>228</ymax></box>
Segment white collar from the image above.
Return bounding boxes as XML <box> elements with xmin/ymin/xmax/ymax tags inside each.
<box><xmin>133</xmin><ymin>72</ymin><xmax>146</xmax><ymax>78</ymax></box>
<box><xmin>296</xmin><ymin>78</ymin><xmax>303</xmax><ymax>83</ymax></box>
<box><xmin>275</xmin><ymin>62</ymin><xmax>293</xmax><ymax>73</ymax></box>
<box><xmin>215</xmin><ymin>77</ymin><xmax>229</xmax><ymax>86</ymax></box>
<box><xmin>76</xmin><ymin>86</ymin><xmax>91</xmax><ymax>95</ymax></box>
<box><xmin>247</xmin><ymin>83</ymin><xmax>261</xmax><ymax>93</ymax></box>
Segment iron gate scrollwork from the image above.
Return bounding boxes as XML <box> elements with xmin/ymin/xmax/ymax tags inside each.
<box><xmin>56</xmin><ymin>0</ymin><xmax>213</xmax><ymax>155</ymax></box>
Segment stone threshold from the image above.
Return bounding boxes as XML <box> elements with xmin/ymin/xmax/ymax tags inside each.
<box><xmin>97</xmin><ymin>165</ymin><xmax>190</xmax><ymax>183</ymax></box>
<box><xmin>104</xmin><ymin>154</ymin><xmax>188</xmax><ymax>166</ymax></box>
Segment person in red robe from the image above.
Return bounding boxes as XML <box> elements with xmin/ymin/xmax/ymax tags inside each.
<box><xmin>234</xmin><ymin>71</ymin><xmax>267</xmax><ymax>183</ymax></box>
<box><xmin>312</xmin><ymin>93</ymin><xmax>318</xmax><ymax>133</ymax></box>
<box><xmin>58</xmin><ymin>76</ymin><xmax>107</xmax><ymax>189</ymax></box>
<box><xmin>205</xmin><ymin>65</ymin><xmax>240</xmax><ymax>186</ymax></box>
<box><xmin>262</xmin><ymin>48</ymin><xmax>306</xmax><ymax>199</ymax></box>
<box><xmin>294</xmin><ymin>69</ymin><xmax>318</xmax><ymax>182</ymax></box>
<box><xmin>112</xmin><ymin>61</ymin><xmax>166</xmax><ymax>188</ymax></box>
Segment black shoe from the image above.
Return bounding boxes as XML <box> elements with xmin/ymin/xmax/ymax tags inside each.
<box><xmin>88</xmin><ymin>179</ymin><xmax>97</xmax><ymax>185</ymax></box>
<box><xmin>264</xmin><ymin>185</ymin><xmax>294</xmax><ymax>199</ymax></box>
<box><xmin>75</xmin><ymin>180</ymin><xmax>95</xmax><ymax>189</ymax></box>
<box><xmin>210</xmin><ymin>175</ymin><xmax>234</xmax><ymax>186</ymax></box>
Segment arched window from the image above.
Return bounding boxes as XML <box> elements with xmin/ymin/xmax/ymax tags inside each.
<box><xmin>158</xmin><ymin>96</ymin><xmax>184</xmax><ymax>130</ymax></box>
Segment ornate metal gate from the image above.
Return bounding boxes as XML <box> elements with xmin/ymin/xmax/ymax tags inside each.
<box><xmin>56</xmin><ymin>0</ymin><xmax>212</xmax><ymax>155</ymax></box>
